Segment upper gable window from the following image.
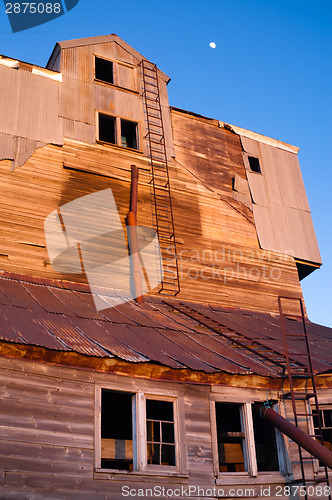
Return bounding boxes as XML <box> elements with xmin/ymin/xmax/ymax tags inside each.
<box><xmin>95</xmin><ymin>57</ymin><xmax>114</xmax><ymax>85</ymax></box>
<box><xmin>248</xmin><ymin>156</ymin><xmax>261</xmax><ymax>174</ymax></box>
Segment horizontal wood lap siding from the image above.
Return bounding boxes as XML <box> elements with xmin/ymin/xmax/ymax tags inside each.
<box><xmin>0</xmin><ymin>141</ymin><xmax>154</xmax><ymax>282</ymax></box>
<box><xmin>0</xmin><ymin>364</ymin><xmax>94</xmax><ymax>479</ymax></box>
<box><xmin>0</xmin><ymin>134</ymin><xmax>304</xmax><ymax>311</ymax></box>
<box><xmin>169</xmin><ymin>111</ymin><xmax>303</xmax><ymax>312</ymax></box>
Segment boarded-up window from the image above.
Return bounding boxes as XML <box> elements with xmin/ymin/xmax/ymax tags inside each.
<box><xmin>118</xmin><ymin>62</ymin><xmax>135</xmax><ymax>90</ymax></box>
<box><xmin>146</xmin><ymin>399</ymin><xmax>176</xmax><ymax>466</ymax></box>
<box><xmin>101</xmin><ymin>389</ymin><xmax>134</xmax><ymax>470</ymax></box>
<box><xmin>121</xmin><ymin>119</ymin><xmax>138</xmax><ymax>149</ymax></box>
<box><xmin>99</xmin><ymin>114</ymin><xmax>116</xmax><ymax>144</ymax></box>
<box><xmin>252</xmin><ymin>403</ymin><xmax>279</xmax><ymax>471</ymax></box>
<box><xmin>95</xmin><ymin>57</ymin><xmax>114</xmax><ymax>84</ymax></box>
<box><xmin>215</xmin><ymin>403</ymin><xmax>246</xmax><ymax>472</ymax></box>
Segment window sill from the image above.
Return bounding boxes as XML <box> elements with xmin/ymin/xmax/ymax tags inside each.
<box><xmin>96</xmin><ymin>140</ymin><xmax>144</xmax><ymax>155</ymax></box>
<box><xmin>94</xmin><ymin>468</ymin><xmax>189</xmax><ymax>479</ymax></box>
<box><xmin>94</xmin><ymin>79</ymin><xmax>139</xmax><ymax>95</ymax></box>
<box><xmin>216</xmin><ymin>472</ymin><xmax>291</xmax><ymax>486</ymax></box>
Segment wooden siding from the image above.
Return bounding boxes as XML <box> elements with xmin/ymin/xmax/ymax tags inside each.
<box><xmin>0</xmin><ymin>124</ymin><xmax>304</xmax><ymax>313</ymax></box>
<box><xmin>0</xmin><ymin>356</ymin><xmax>331</xmax><ymax>499</ymax></box>
<box><xmin>170</xmin><ymin>110</ymin><xmax>304</xmax><ymax>312</ymax></box>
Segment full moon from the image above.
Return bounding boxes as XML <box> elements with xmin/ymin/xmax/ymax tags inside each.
<box><xmin>209</xmin><ymin>42</ymin><xmax>216</xmax><ymax>49</ymax></box>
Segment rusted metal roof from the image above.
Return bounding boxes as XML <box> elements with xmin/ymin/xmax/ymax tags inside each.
<box><xmin>0</xmin><ymin>275</ymin><xmax>331</xmax><ymax>377</ymax></box>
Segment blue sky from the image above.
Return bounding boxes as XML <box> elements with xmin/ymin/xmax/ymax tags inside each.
<box><xmin>0</xmin><ymin>0</ymin><xmax>331</xmax><ymax>326</ymax></box>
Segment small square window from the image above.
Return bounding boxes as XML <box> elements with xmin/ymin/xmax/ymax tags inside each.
<box><xmin>121</xmin><ymin>119</ymin><xmax>138</xmax><ymax>150</ymax></box>
<box><xmin>99</xmin><ymin>114</ymin><xmax>116</xmax><ymax>144</ymax></box>
<box><xmin>248</xmin><ymin>156</ymin><xmax>261</xmax><ymax>173</ymax></box>
<box><xmin>95</xmin><ymin>57</ymin><xmax>114</xmax><ymax>85</ymax></box>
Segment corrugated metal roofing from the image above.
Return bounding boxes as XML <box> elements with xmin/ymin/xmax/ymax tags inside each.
<box><xmin>0</xmin><ymin>275</ymin><xmax>331</xmax><ymax>377</ymax></box>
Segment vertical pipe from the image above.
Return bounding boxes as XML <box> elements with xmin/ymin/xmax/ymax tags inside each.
<box><xmin>127</xmin><ymin>165</ymin><xmax>143</xmax><ymax>304</ymax></box>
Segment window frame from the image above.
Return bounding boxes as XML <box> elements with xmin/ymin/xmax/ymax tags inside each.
<box><xmin>211</xmin><ymin>395</ymin><xmax>291</xmax><ymax>481</ymax></box>
<box><xmin>94</xmin><ymin>55</ymin><xmax>114</xmax><ymax>86</ymax></box>
<box><xmin>243</xmin><ymin>152</ymin><xmax>263</xmax><ymax>175</ymax></box>
<box><xmin>309</xmin><ymin>402</ymin><xmax>332</xmax><ymax>473</ymax></box>
<box><xmin>94</xmin><ymin>54</ymin><xmax>138</xmax><ymax>94</ymax></box>
<box><xmin>96</xmin><ymin>111</ymin><xmax>140</xmax><ymax>152</ymax></box>
<box><xmin>95</xmin><ymin>385</ymin><xmax>187</xmax><ymax>476</ymax></box>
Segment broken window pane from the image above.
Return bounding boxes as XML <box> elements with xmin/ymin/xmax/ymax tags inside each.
<box><xmin>215</xmin><ymin>403</ymin><xmax>246</xmax><ymax>472</ymax></box>
<box><xmin>99</xmin><ymin>114</ymin><xmax>116</xmax><ymax>144</ymax></box>
<box><xmin>248</xmin><ymin>156</ymin><xmax>261</xmax><ymax>173</ymax></box>
<box><xmin>252</xmin><ymin>403</ymin><xmax>279</xmax><ymax>471</ymax></box>
<box><xmin>101</xmin><ymin>389</ymin><xmax>134</xmax><ymax>470</ymax></box>
<box><xmin>121</xmin><ymin>119</ymin><xmax>138</xmax><ymax>149</ymax></box>
<box><xmin>146</xmin><ymin>399</ymin><xmax>176</xmax><ymax>466</ymax></box>
<box><xmin>95</xmin><ymin>57</ymin><xmax>114</xmax><ymax>84</ymax></box>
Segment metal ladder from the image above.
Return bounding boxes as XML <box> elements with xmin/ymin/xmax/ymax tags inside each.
<box><xmin>278</xmin><ymin>296</ymin><xmax>331</xmax><ymax>500</ymax></box>
<box><xmin>139</xmin><ymin>59</ymin><xmax>180</xmax><ymax>296</ymax></box>
<box><xmin>163</xmin><ymin>301</ymin><xmax>309</xmax><ymax>375</ymax></box>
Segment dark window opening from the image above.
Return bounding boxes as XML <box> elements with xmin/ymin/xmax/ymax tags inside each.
<box><xmin>313</xmin><ymin>408</ymin><xmax>332</xmax><ymax>465</ymax></box>
<box><xmin>95</xmin><ymin>57</ymin><xmax>114</xmax><ymax>84</ymax></box>
<box><xmin>101</xmin><ymin>389</ymin><xmax>134</xmax><ymax>470</ymax></box>
<box><xmin>248</xmin><ymin>156</ymin><xmax>261</xmax><ymax>173</ymax></box>
<box><xmin>146</xmin><ymin>399</ymin><xmax>176</xmax><ymax>466</ymax></box>
<box><xmin>252</xmin><ymin>403</ymin><xmax>279</xmax><ymax>471</ymax></box>
<box><xmin>121</xmin><ymin>119</ymin><xmax>138</xmax><ymax>149</ymax></box>
<box><xmin>215</xmin><ymin>403</ymin><xmax>246</xmax><ymax>472</ymax></box>
<box><xmin>99</xmin><ymin>114</ymin><xmax>116</xmax><ymax>144</ymax></box>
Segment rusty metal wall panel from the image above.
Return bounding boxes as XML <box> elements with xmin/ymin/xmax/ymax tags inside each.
<box><xmin>252</xmin><ymin>204</ymin><xmax>277</xmax><ymax>251</ymax></box>
<box><xmin>0</xmin><ymin>65</ymin><xmax>63</xmax><ymax>167</ymax></box>
<box><xmin>13</xmin><ymin>69</ymin><xmax>62</xmax><ymax>144</ymax></box>
<box><xmin>246</xmin><ymin>171</ymin><xmax>268</xmax><ymax>206</ymax></box>
<box><xmin>240</xmin><ymin>135</ymin><xmax>321</xmax><ymax>264</ymax></box>
<box><xmin>241</xmin><ymin>136</ymin><xmax>260</xmax><ymax>157</ymax></box>
<box><xmin>269</xmin><ymin>203</ymin><xmax>293</xmax><ymax>254</ymax></box>
<box><xmin>14</xmin><ymin>137</ymin><xmax>46</xmax><ymax>169</ymax></box>
<box><xmin>258</xmin><ymin>142</ymin><xmax>283</xmax><ymax>204</ymax></box>
<box><xmin>0</xmin><ymin>133</ymin><xmax>15</xmax><ymax>160</ymax></box>
<box><xmin>62</xmin><ymin>119</ymin><xmax>95</xmax><ymax>144</ymax></box>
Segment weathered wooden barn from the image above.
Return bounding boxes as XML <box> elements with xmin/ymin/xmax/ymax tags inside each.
<box><xmin>0</xmin><ymin>35</ymin><xmax>331</xmax><ymax>499</ymax></box>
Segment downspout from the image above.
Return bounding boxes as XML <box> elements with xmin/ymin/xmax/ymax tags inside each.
<box><xmin>257</xmin><ymin>405</ymin><xmax>332</xmax><ymax>470</ymax></box>
<box><xmin>126</xmin><ymin>165</ymin><xmax>143</xmax><ymax>304</ymax></box>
